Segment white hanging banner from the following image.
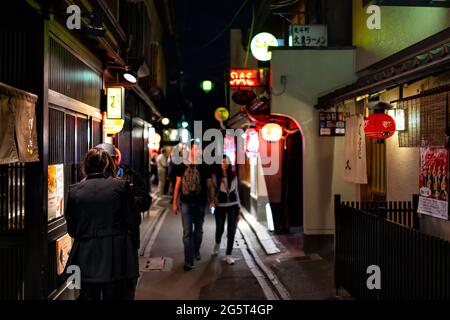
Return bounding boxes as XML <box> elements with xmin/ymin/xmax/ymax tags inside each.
<box><xmin>343</xmin><ymin>115</ymin><xmax>367</xmax><ymax>184</ymax></box>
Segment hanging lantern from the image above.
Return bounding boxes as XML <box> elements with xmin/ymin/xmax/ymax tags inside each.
<box><xmin>245</xmin><ymin>128</ymin><xmax>259</xmax><ymax>158</ymax></box>
<box><xmin>261</xmin><ymin>123</ymin><xmax>283</xmax><ymax>142</ymax></box>
<box><xmin>232</xmin><ymin>90</ymin><xmax>256</xmax><ymax>106</ymax></box>
<box><xmin>364</xmin><ymin>112</ymin><xmax>396</xmax><ymax>141</ymax></box>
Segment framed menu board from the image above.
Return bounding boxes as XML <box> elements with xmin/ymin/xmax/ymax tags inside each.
<box><xmin>48</xmin><ymin>164</ymin><xmax>64</xmax><ymax>221</ymax></box>
<box><xmin>319</xmin><ymin>112</ymin><xmax>346</xmax><ymax>136</ymax></box>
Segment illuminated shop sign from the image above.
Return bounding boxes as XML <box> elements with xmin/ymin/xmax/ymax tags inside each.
<box><xmin>229</xmin><ymin>69</ymin><xmax>261</xmax><ymax>87</ymax></box>
<box><xmin>106</xmin><ymin>87</ymin><xmax>124</xmax><ymax>119</ymax></box>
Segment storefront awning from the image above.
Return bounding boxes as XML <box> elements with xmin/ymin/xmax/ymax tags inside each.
<box><xmin>316</xmin><ymin>28</ymin><xmax>450</xmax><ymax>109</ymax></box>
<box><xmin>0</xmin><ymin>82</ymin><xmax>39</xmax><ymax>164</ymax></box>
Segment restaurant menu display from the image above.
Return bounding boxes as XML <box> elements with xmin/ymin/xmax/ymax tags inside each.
<box><xmin>56</xmin><ymin>234</ymin><xmax>72</xmax><ymax>275</ymax></box>
<box><xmin>319</xmin><ymin>112</ymin><xmax>346</xmax><ymax>136</ymax></box>
<box><xmin>48</xmin><ymin>164</ymin><xmax>64</xmax><ymax>221</ymax></box>
<box><xmin>418</xmin><ymin>147</ymin><xmax>449</xmax><ymax>220</ymax></box>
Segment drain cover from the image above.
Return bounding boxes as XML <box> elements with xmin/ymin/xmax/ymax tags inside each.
<box><xmin>139</xmin><ymin>257</ymin><xmax>173</xmax><ymax>272</ymax></box>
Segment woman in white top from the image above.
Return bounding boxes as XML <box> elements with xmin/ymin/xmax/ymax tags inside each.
<box><xmin>212</xmin><ymin>156</ymin><xmax>241</xmax><ymax>265</ymax></box>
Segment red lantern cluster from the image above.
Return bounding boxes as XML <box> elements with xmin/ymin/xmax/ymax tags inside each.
<box><xmin>364</xmin><ymin>113</ymin><xmax>396</xmax><ymax>140</ymax></box>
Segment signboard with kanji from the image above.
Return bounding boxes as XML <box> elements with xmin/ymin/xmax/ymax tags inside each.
<box><xmin>229</xmin><ymin>69</ymin><xmax>261</xmax><ymax>87</ymax></box>
<box><xmin>289</xmin><ymin>25</ymin><xmax>327</xmax><ymax>47</ymax></box>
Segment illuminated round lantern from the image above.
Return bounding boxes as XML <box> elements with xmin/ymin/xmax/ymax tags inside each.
<box><xmin>250</xmin><ymin>32</ymin><xmax>278</xmax><ymax>61</ymax></box>
<box><xmin>261</xmin><ymin>123</ymin><xmax>283</xmax><ymax>142</ymax></box>
<box><xmin>245</xmin><ymin>128</ymin><xmax>259</xmax><ymax>158</ymax></box>
<box><xmin>364</xmin><ymin>113</ymin><xmax>396</xmax><ymax>140</ymax></box>
<box><xmin>214</xmin><ymin>107</ymin><xmax>229</xmax><ymax>122</ymax></box>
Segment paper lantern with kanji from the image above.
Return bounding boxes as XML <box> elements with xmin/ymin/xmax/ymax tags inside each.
<box><xmin>364</xmin><ymin>113</ymin><xmax>396</xmax><ymax>140</ymax></box>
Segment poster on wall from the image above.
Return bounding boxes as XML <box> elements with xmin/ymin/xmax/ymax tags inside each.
<box><xmin>418</xmin><ymin>148</ymin><xmax>448</xmax><ymax>220</ymax></box>
<box><xmin>48</xmin><ymin>164</ymin><xmax>64</xmax><ymax>221</ymax></box>
<box><xmin>56</xmin><ymin>234</ymin><xmax>72</xmax><ymax>275</ymax></box>
<box><xmin>319</xmin><ymin>112</ymin><xmax>346</xmax><ymax>136</ymax></box>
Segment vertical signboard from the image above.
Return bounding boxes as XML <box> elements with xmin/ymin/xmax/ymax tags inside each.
<box><xmin>106</xmin><ymin>87</ymin><xmax>124</xmax><ymax>119</ymax></box>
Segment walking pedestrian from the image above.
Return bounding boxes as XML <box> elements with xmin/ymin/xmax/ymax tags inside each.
<box><xmin>157</xmin><ymin>147</ymin><xmax>169</xmax><ymax>197</ymax></box>
<box><xmin>172</xmin><ymin>141</ymin><xmax>215</xmax><ymax>270</ymax></box>
<box><xmin>64</xmin><ymin>148</ymin><xmax>140</xmax><ymax>300</ymax></box>
<box><xmin>211</xmin><ymin>155</ymin><xmax>241</xmax><ymax>265</ymax></box>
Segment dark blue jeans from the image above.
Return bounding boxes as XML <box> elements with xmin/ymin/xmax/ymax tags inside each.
<box><xmin>180</xmin><ymin>201</ymin><xmax>206</xmax><ymax>265</ymax></box>
<box><xmin>215</xmin><ymin>205</ymin><xmax>240</xmax><ymax>255</ymax></box>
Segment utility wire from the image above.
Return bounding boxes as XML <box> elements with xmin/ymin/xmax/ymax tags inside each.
<box><xmin>244</xmin><ymin>4</ymin><xmax>255</xmax><ymax>68</ymax></box>
<box><xmin>192</xmin><ymin>0</ymin><xmax>252</xmax><ymax>51</ymax></box>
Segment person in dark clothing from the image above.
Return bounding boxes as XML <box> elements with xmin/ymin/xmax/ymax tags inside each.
<box><xmin>64</xmin><ymin>148</ymin><xmax>140</xmax><ymax>300</ymax></box>
<box><xmin>211</xmin><ymin>155</ymin><xmax>241</xmax><ymax>265</ymax></box>
<box><xmin>95</xmin><ymin>143</ymin><xmax>152</xmax><ymax>213</ymax></box>
<box><xmin>172</xmin><ymin>142</ymin><xmax>215</xmax><ymax>270</ymax></box>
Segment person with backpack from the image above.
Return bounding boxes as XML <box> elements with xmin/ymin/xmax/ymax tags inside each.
<box><xmin>172</xmin><ymin>141</ymin><xmax>215</xmax><ymax>270</ymax></box>
<box><xmin>211</xmin><ymin>155</ymin><xmax>241</xmax><ymax>265</ymax></box>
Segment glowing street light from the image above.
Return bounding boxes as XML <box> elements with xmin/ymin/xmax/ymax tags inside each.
<box><xmin>181</xmin><ymin>121</ymin><xmax>189</xmax><ymax>128</ymax></box>
<box><xmin>201</xmin><ymin>80</ymin><xmax>214</xmax><ymax>93</ymax></box>
<box><xmin>161</xmin><ymin>118</ymin><xmax>170</xmax><ymax>125</ymax></box>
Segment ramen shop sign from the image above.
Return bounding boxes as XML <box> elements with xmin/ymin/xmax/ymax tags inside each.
<box><xmin>229</xmin><ymin>69</ymin><xmax>260</xmax><ymax>87</ymax></box>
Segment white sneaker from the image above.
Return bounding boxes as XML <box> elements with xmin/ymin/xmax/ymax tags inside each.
<box><xmin>213</xmin><ymin>243</ymin><xmax>220</xmax><ymax>256</ymax></box>
<box><xmin>225</xmin><ymin>255</ymin><xmax>235</xmax><ymax>265</ymax></box>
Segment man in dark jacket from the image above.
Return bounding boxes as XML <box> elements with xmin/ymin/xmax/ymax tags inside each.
<box><xmin>65</xmin><ymin>148</ymin><xmax>140</xmax><ymax>300</ymax></box>
<box><xmin>96</xmin><ymin>143</ymin><xmax>152</xmax><ymax>213</ymax></box>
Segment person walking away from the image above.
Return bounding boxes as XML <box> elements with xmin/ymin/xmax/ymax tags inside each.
<box><xmin>172</xmin><ymin>142</ymin><xmax>215</xmax><ymax>270</ymax></box>
<box><xmin>64</xmin><ymin>148</ymin><xmax>140</xmax><ymax>300</ymax></box>
<box><xmin>168</xmin><ymin>144</ymin><xmax>184</xmax><ymax>198</ymax></box>
<box><xmin>150</xmin><ymin>149</ymin><xmax>158</xmax><ymax>192</ymax></box>
<box><xmin>157</xmin><ymin>147</ymin><xmax>169</xmax><ymax>197</ymax></box>
<box><xmin>95</xmin><ymin>143</ymin><xmax>152</xmax><ymax>214</ymax></box>
<box><xmin>212</xmin><ymin>156</ymin><xmax>241</xmax><ymax>265</ymax></box>
<box><xmin>95</xmin><ymin>143</ymin><xmax>151</xmax><ymax>299</ymax></box>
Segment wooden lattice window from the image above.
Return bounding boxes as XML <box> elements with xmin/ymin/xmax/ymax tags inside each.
<box><xmin>398</xmin><ymin>92</ymin><xmax>449</xmax><ymax>148</ymax></box>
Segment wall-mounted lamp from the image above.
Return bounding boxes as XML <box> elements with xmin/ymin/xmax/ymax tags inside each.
<box><xmin>123</xmin><ymin>69</ymin><xmax>137</xmax><ymax>83</ymax></box>
<box><xmin>106</xmin><ymin>65</ymin><xmax>138</xmax><ymax>85</ymax></box>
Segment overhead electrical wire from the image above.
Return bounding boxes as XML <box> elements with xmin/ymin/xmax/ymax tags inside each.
<box><xmin>269</xmin><ymin>0</ymin><xmax>299</xmax><ymax>10</ymax></box>
<box><xmin>191</xmin><ymin>0</ymin><xmax>252</xmax><ymax>51</ymax></box>
<box><xmin>244</xmin><ymin>4</ymin><xmax>255</xmax><ymax>68</ymax></box>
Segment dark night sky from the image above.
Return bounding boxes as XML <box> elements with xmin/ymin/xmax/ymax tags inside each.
<box><xmin>164</xmin><ymin>0</ymin><xmax>254</xmax><ymax>129</ymax></box>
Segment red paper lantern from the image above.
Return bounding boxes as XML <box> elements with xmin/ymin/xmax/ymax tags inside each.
<box><xmin>232</xmin><ymin>90</ymin><xmax>256</xmax><ymax>106</ymax></box>
<box><xmin>364</xmin><ymin>113</ymin><xmax>396</xmax><ymax>140</ymax></box>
